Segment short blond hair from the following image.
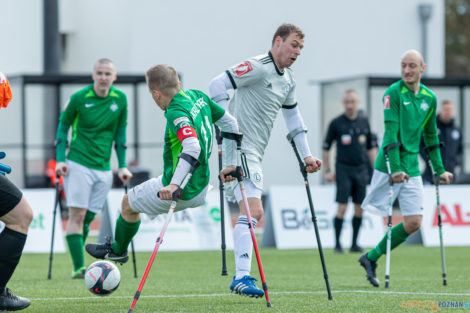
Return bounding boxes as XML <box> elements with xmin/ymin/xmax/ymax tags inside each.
<box><xmin>94</xmin><ymin>58</ymin><xmax>115</xmax><ymax>70</ymax></box>
<box><xmin>146</xmin><ymin>64</ymin><xmax>179</xmax><ymax>96</ymax></box>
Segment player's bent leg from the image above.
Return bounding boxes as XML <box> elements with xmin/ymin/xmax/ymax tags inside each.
<box><xmin>334</xmin><ymin>203</ymin><xmax>347</xmax><ymax>254</ymax></box>
<box><xmin>66</xmin><ymin>207</ymin><xmax>87</xmax><ymax>278</ymax></box>
<box><xmin>403</xmin><ymin>215</ymin><xmax>422</xmax><ymax>234</ymax></box>
<box><xmin>0</xmin><ymin>197</ymin><xmax>31</xmax><ymax>311</ymax></box>
<box><xmin>86</xmin><ymin>196</ymin><xmax>138</xmax><ymax>264</ymax></box>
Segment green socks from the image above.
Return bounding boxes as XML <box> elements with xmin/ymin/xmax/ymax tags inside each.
<box><xmin>112</xmin><ymin>214</ymin><xmax>141</xmax><ymax>255</ymax></box>
<box><xmin>82</xmin><ymin>210</ymin><xmax>96</xmax><ymax>243</ymax></box>
<box><xmin>66</xmin><ymin>234</ymin><xmax>84</xmax><ymax>272</ymax></box>
<box><xmin>367</xmin><ymin>222</ymin><xmax>410</xmax><ymax>262</ymax></box>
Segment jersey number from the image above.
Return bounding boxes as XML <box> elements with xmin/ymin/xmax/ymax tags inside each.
<box><xmin>200</xmin><ymin>116</ymin><xmax>213</xmax><ymax>160</ymax></box>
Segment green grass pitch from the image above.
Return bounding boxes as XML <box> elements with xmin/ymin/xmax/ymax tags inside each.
<box><xmin>8</xmin><ymin>246</ymin><xmax>469</xmax><ymax>312</ymax></box>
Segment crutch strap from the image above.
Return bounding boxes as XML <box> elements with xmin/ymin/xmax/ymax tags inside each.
<box><xmin>383</xmin><ymin>142</ymin><xmax>401</xmax><ymax>155</ymax></box>
<box><xmin>286</xmin><ymin>127</ymin><xmax>307</xmax><ymax>142</ymax></box>
<box><xmin>424</xmin><ymin>142</ymin><xmax>444</xmax><ymax>154</ymax></box>
<box><xmin>178</xmin><ymin>152</ymin><xmax>201</xmax><ymax>171</ymax></box>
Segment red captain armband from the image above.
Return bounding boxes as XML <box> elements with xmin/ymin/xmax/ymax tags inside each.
<box><xmin>177</xmin><ymin>126</ymin><xmax>198</xmax><ymax>142</ymax></box>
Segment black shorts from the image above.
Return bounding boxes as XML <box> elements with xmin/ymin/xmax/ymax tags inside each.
<box><xmin>335</xmin><ymin>163</ymin><xmax>368</xmax><ymax>204</ymax></box>
<box><xmin>0</xmin><ymin>174</ymin><xmax>22</xmax><ymax>217</ymax></box>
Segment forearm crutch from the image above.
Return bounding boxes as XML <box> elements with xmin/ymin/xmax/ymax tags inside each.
<box><xmin>47</xmin><ymin>174</ymin><xmax>61</xmax><ymax>280</ymax></box>
<box><xmin>424</xmin><ymin>143</ymin><xmax>448</xmax><ymax>286</ymax></box>
<box><xmin>128</xmin><ymin>154</ymin><xmax>200</xmax><ymax>313</ymax></box>
<box><xmin>382</xmin><ymin>142</ymin><xmax>402</xmax><ymax>289</ymax></box>
<box><xmin>124</xmin><ymin>183</ymin><xmax>138</xmax><ymax>279</ymax></box>
<box><xmin>286</xmin><ymin>129</ymin><xmax>333</xmax><ymax>301</ymax></box>
<box><xmin>215</xmin><ymin>126</ymin><xmax>228</xmax><ymax>276</ymax></box>
<box><xmin>221</xmin><ymin>131</ymin><xmax>272</xmax><ymax>307</ymax></box>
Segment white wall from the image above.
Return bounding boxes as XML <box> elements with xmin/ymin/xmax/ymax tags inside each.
<box><xmin>2</xmin><ymin>0</ymin><xmax>445</xmax><ymax>188</ymax></box>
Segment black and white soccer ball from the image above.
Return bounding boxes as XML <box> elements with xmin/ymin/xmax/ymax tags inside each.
<box><xmin>85</xmin><ymin>260</ymin><xmax>121</xmax><ymax>296</ymax></box>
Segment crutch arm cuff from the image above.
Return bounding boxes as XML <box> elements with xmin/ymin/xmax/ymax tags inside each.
<box><xmin>286</xmin><ymin>127</ymin><xmax>307</xmax><ymax>142</ymax></box>
<box><xmin>178</xmin><ymin>152</ymin><xmax>201</xmax><ymax>172</ymax></box>
<box><xmin>221</xmin><ymin>131</ymin><xmax>243</xmax><ymax>146</ymax></box>
<box><xmin>383</xmin><ymin>142</ymin><xmax>401</xmax><ymax>155</ymax></box>
<box><xmin>424</xmin><ymin>142</ymin><xmax>444</xmax><ymax>154</ymax></box>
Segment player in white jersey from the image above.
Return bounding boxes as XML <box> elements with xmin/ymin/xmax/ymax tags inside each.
<box><xmin>209</xmin><ymin>24</ymin><xmax>322</xmax><ymax>297</ymax></box>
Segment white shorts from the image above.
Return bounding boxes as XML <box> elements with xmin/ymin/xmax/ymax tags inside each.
<box><xmin>63</xmin><ymin>160</ymin><xmax>113</xmax><ymax>214</ymax></box>
<box><xmin>127</xmin><ymin>175</ymin><xmax>208</xmax><ymax>219</ymax></box>
<box><xmin>225</xmin><ymin>153</ymin><xmax>263</xmax><ymax>202</ymax></box>
<box><xmin>362</xmin><ymin>170</ymin><xmax>424</xmax><ymax>217</ymax></box>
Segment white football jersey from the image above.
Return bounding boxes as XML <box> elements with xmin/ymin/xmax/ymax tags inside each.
<box><xmin>226</xmin><ymin>52</ymin><xmax>297</xmax><ymax>159</ymax></box>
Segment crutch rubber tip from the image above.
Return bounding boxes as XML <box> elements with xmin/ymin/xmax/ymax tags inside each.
<box><xmin>385</xmin><ymin>282</ymin><xmax>389</xmax><ymax>289</ymax></box>
<box><xmin>443</xmin><ymin>280</ymin><xmax>447</xmax><ymax>286</ymax></box>
<box><xmin>267</xmin><ymin>302</ymin><xmax>272</xmax><ymax>307</ymax></box>
<box><xmin>221</xmin><ymin>270</ymin><xmax>227</xmax><ymax>276</ymax></box>
<box><xmin>127</xmin><ymin>310</ymin><xmax>133</xmax><ymax>313</ymax></box>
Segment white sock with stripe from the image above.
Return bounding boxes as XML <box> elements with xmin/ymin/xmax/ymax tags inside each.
<box><xmin>233</xmin><ymin>215</ymin><xmax>258</xmax><ymax>280</ymax></box>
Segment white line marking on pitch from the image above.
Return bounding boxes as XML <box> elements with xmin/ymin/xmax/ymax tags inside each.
<box><xmin>31</xmin><ymin>290</ymin><xmax>470</xmax><ymax>301</ymax></box>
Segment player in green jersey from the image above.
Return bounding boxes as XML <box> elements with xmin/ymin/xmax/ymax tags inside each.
<box><xmin>359</xmin><ymin>50</ymin><xmax>453</xmax><ymax>287</ymax></box>
<box><xmin>85</xmin><ymin>64</ymin><xmax>239</xmax><ymax>264</ymax></box>
<box><xmin>55</xmin><ymin>58</ymin><xmax>133</xmax><ymax>278</ymax></box>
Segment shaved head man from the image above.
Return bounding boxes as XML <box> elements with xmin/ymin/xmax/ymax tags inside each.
<box><xmin>401</xmin><ymin>50</ymin><xmax>425</xmax><ymax>91</ymax></box>
<box><xmin>358</xmin><ymin>50</ymin><xmax>453</xmax><ymax>287</ymax></box>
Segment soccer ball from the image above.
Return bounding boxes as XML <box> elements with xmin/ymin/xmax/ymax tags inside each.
<box><xmin>85</xmin><ymin>260</ymin><xmax>121</xmax><ymax>296</ymax></box>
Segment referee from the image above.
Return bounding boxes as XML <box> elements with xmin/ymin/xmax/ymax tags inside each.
<box><xmin>323</xmin><ymin>89</ymin><xmax>377</xmax><ymax>253</ymax></box>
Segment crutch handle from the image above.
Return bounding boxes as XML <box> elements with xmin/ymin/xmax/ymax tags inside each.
<box><xmin>222</xmin><ymin>166</ymin><xmax>243</xmax><ymax>182</ymax></box>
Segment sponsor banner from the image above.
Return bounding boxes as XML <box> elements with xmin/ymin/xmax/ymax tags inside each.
<box><xmin>263</xmin><ymin>185</ymin><xmax>384</xmax><ymax>249</ymax></box>
<box><xmin>106</xmin><ymin>189</ymin><xmax>233</xmax><ymax>251</ymax></box>
<box><xmin>0</xmin><ymin>189</ymin><xmax>66</xmax><ymax>253</ymax></box>
<box><xmin>421</xmin><ymin>185</ymin><xmax>470</xmax><ymax>246</ymax></box>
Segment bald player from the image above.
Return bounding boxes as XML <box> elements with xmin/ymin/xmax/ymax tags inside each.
<box><xmin>358</xmin><ymin>50</ymin><xmax>453</xmax><ymax>287</ymax></box>
<box><xmin>209</xmin><ymin>23</ymin><xmax>321</xmax><ymax>297</ymax></box>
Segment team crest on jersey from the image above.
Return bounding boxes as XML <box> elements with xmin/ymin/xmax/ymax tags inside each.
<box><xmin>173</xmin><ymin>116</ymin><xmax>190</xmax><ymax>126</ymax></box>
<box><xmin>420</xmin><ymin>101</ymin><xmax>429</xmax><ymax>111</ymax></box>
<box><xmin>384</xmin><ymin>95</ymin><xmax>390</xmax><ymax>109</ymax></box>
<box><xmin>284</xmin><ymin>85</ymin><xmax>290</xmax><ymax>95</ymax></box>
<box><xmin>110</xmin><ymin>103</ymin><xmax>118</xmax><ymax>112</ymax></box>
<box><xmin>234</xmin><ymin>62</ymin><xmax>253</xmax><ymax>77</ymax></box>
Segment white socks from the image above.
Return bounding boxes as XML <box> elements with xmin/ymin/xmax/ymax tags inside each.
<box><xmin>233</xmin><ymin>215</ymin><xmax>258</xmax><ymax>280</ymax></box>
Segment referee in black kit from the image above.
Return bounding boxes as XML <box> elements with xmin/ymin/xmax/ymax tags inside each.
<box><xmin>322</xmin><ymin>89</ymin><xmax>377</xmax><ymax>254</ymax></box>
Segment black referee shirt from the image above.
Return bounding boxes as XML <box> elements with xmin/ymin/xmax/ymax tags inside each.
<box><xmin>323</xmin><ymin>114</ymin><xmax>375</xmax><ymax>166</ymax></box>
